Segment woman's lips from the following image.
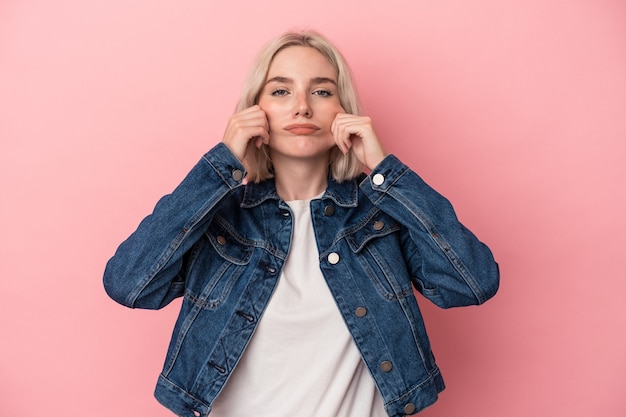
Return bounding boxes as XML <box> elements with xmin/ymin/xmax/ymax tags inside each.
<box><xmin>284</xmin><ymin>124</ymin><xmax>320</xmax><ymax>135</ymax></box>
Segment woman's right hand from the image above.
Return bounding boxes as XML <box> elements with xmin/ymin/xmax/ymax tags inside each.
<box><xmin>222</xmin><ymin>105</ymin><xmax>270</xmax><ymax>161</ymax></box>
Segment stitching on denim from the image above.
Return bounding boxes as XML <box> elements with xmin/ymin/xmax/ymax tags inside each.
<box><xmin>185</xmin><ymin>264</ymin><xmax>244</xmax><ymax>309</ymax></box>
<box><xmin>386</xmin><ymin>186</ymin><xmax>485</xmax><ymax>304</ymax></box>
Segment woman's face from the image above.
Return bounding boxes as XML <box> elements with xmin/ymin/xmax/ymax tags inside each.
<box><xmin>258</xmin><ymin>46</ymin><xmax>344</xmax><ymax>162</ymax></box>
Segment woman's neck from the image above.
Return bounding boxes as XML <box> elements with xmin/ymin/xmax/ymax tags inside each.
<box><xmin>272</xmin><ymin>157</ymin><xmax>329</xmax><ymax>201</ymax></box>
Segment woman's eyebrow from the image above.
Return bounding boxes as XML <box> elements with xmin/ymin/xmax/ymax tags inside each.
<box><xmin>265</xmin><ymin>76</ymin><xmax>293</xmax><ymax>85</ymax></box>
<box><xmin>311</xmin><ymin>77</ymin><xmax>337</xmax><ymax>86</ymax></box>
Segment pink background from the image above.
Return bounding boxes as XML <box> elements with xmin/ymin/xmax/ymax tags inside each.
<box><xmin>1</xmin><ymin>0</ymin><xmax>625</xmax><ymax>416</ymax></box>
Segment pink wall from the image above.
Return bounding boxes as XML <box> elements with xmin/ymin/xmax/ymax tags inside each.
<box><xmin>1</xmin><ymin>0</ymin><xmax>625</xmax><ymax>416</ymax></box>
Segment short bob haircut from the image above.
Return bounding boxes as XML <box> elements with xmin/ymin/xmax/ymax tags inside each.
<box><xmin>235</xmin><ymin>30</ymin><xmax>364</xmax><ymax>183</ymax></box>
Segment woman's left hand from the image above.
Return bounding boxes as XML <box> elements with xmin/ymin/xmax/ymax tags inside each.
<box><xmin>331</xmin><ymin>113</ymin><xmax>387</xmax><ymax>171</ymax></box>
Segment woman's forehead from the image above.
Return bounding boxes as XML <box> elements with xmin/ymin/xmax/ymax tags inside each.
<box><xmin>267</xmin><ymin>46</ymin><xmax>337</xmax><ymax>79</ymax></box>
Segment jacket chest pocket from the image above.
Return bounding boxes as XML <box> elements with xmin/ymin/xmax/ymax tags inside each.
<box><xmin>184</xmin><ymin>220</ymin><xmax>254</xmax><ymax>309</ymax></box>
<box><xmin>345</xmin><ymin>213</ymin><xmax>413</xmax><ymax>300</ymax></box>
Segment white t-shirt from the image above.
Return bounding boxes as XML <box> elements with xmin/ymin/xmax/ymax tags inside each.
<box><xmin>210</xmin><ymin>198</ymin><xmax>387</xmax><ymax>417</ymax></box>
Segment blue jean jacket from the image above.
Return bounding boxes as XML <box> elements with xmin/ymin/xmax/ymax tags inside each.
<box><xmin>103</xmin><ymin>143</ymin><xmax>499</xmax><ymax>417</ymax></box>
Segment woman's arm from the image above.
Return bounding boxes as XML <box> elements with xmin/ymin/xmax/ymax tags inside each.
<box><xmin>103</xmin><ymin>143</ymin><xmax>246</xmax><ymax>309</ymax></box>
<box><xmin>360</xmin><ymin>154</ymin><xmax>499</xmax><ymax>308</ymax></box>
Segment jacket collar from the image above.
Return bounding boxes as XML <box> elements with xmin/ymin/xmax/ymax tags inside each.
<box><xmin>240</xmin><ymin>173</ymin><xmax>364</xmax><ymax>208</ymax></box>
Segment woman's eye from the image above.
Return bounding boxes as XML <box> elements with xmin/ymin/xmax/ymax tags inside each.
<box><xmin>270</xmin><ymin>89</ymin><xmax>289</xmax><ymax>96</ymax></box>
<box><xmin>313</xmin><ymin>89</ymin><xmax>332</xmax><ymax>97</ymax></box>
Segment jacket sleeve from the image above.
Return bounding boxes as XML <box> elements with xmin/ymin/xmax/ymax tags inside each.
<box><xmin>359</xmin><ymin>154</ymin><xmax>499</xmax><ymax>308</ymax></box>
<box><xmin>103</xmin><ymin>143</ymin><xmax>246</xmax><ymax>309</ymax></box>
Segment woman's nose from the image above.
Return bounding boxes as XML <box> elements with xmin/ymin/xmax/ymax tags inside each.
<box><xmin>293</xmin><ymin>95</ymin><xmax>312</xmax><ymax>117</ymax></box>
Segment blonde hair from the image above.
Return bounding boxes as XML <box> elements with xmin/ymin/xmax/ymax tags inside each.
<box><xmin>235</xmin><ymin>30</ymin><xmax>364</xmax><ymax>183</ymax></box>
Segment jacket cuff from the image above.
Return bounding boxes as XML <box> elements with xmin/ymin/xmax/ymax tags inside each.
<box><xmin>202</xmin><ymin>143</ymin><xmax>247</xmax><ymax>189</ymax></box>
<box><xmin>361</xmin><ymin>154</ymin><xmax>410</xmax><ymax>194</ymax></box>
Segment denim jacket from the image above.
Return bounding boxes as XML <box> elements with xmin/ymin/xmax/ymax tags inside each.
<box><xmin>103</xmin><ymin>143</ymin><xmax>499</xmax><ymax>417</ymax></box>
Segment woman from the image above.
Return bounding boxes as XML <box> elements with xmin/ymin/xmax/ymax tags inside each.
<box><xmin>104</xmin><ymin>30</ymin><xmax>499</xmax><ymax>417</ymax></box>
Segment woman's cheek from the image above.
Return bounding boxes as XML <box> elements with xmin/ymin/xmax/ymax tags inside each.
<box><xmin>258</xmin><ymin>103</ymin><xmax>278</xmax><ymax>132</ymax></box>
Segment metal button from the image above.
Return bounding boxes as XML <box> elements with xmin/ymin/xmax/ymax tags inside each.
<box><xmin>373</xmin><ymin>220</ymin><xmax>384</xmax><ymax>231</ymax></box>
<box><xmin>328</xmin><ymin>252</ymin><xmax>340</xmax><ymax>264</ymax></box>
<box><xmin>404</xmin><ymin>403</ymin><xmax>416</xmax><ymax>414</ymax></box>
<box><xmin>355</xmin><ymin>307</ymin><xmax>367</xmax><ymax>317</ymax></box>
<box><xmin>232</xmin><ymin>169</ymin><xmax>243</xmax><ymax>181</ymax></box>
<box><xmin>216</xmin><ymin>235</ymin><xmax>226</xmax><ymax>245</ymax></box>
<box><xmin>373</xmin><ymin>173</ymin><xmax>385</xmax><ymax>186</ymax></box>
<box><xmin>380</xmin><ymin>361</ymin><xmax>393</xmax><ymax>372</ymax></box>
<box><xmin>324</xmin><ymin>205</ymin><xmax>335</xmax><ymax>216</ymax></box>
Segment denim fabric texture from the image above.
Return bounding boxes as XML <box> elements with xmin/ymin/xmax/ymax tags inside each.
<box><xmin>104</xmin><ymin>143</ymin><xmax>499</xmax><ymax>417</ymax></box>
